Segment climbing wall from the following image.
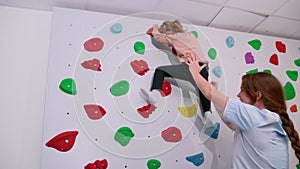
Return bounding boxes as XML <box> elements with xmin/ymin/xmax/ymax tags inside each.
<box><xmin>41</xmin><ymin>7</ymin><xmax>300</xmax><ymax>169</ymax></box>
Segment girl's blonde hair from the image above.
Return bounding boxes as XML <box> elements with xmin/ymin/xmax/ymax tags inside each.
<box><xmin>159</xmin><ymin>20</ymin><xmax>185</xmax><ymax>34</ymax></box>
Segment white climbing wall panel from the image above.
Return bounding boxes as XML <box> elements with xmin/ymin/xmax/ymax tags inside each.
<box><xmin>41</xmin><ymin>7</ymin><xmax>300</xmax><ymax>169</ymax></box>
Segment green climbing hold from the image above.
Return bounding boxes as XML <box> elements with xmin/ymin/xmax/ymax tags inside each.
<box><xmin>191</xmin><ymin>30</ymin><xmax>198</xmax><ymax>38</ymax></box>
<box><xmin>263</xmin><ymin>69</ymin><xmax>272</xmax><ymax>74</ymax></box>
<box><xmin>208</xmin><ymin>48</ymin><xmax>217</xmax><ymax>60</ymax></box>
<box><xmin>134</xmin><ymin>41</ymin><xmax>145</xmax><ymax>54</ymax></box>
<box><xmin>286</xmin><ymin>70</ymin><xmax>298</xmax><ymax>81</ymax></box>
<box><xmin>114</xmin><ymin>126</ymin><xmax>134</xmax><ymax>146</ymax></box>
<box><xmin>296</xmin><ymin>163</ymin><xmax>300</xmax><ymax>169</ymax></box>
<box><xmin>59</xmin><ymin>78</ymin><xmax>77</xmax><ymax>95</ymax></box>
<box><xmin>147</xmin><ymin>159</ymin><xmax>161</xmax><ymax>169</ymax></box>
<box><xmin>294</xmin><ymin>58</ymin><xmax>300</xmax><ymax>66</ymax></box>
<box><xmin>248</xmin><ymin>39</ymin><xmax>262</xmax><ymax>50</ymax></box>
<box><xmin>284</xmin><ymin>82</ymin><xmax>296</xmax><ymax>101</ymax></box>
<box><xmin>246</xmin><ymin>68</ymin><xmax>258</xmax><ymax>75</ymax></box>
<box><xmin>110</xmin><ymin>80</ymin><xmax>130</xmax><ymax>96</ymax></box>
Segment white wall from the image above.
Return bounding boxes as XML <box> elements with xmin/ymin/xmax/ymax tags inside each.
<box><xmin>0</xmin><ymin>5</ymin><xmax>299</xmax><ymax>169</ymax></box>
<box><xmin>0</xmin><ymin>6</ymin><xmax>51</xmax><ymax>169</ymax></box>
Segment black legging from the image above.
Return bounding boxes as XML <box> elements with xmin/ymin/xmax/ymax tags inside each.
<box><xmin>150</xmin><ymin>62</ymin><xmax>211</xmax><ymax>112</ymax></box>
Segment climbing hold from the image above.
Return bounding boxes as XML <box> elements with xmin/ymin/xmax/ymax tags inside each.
<box><xmin>246</xmin><ymin>68</ymin><xmax>258</xmax><ymax>75</ymax></box>
<box><xmin>284</xmin><ymin>82</ymin><xmax>296</xmax><ymax>101</ymax></box>
<box><xmin>160</xmin><ymin>81</ymin><xmax>172</xmax><ymax>97</ymax></box>
<box><xmin>286</xmin><ymin>70</ymin><xmax>298</xmax><ymax>81</ymax></box>
<box><xmin>114</xmin><ymin>127</ymin><xmax>134</xmax><ymax>146</ymax></box>
<box><xmin>269</xmin><ymin>54</ymin><xmax>279</xmax><ymax>66</ymax></box>
<box><xmin>186</xmin><ymin>152</ymin><xmax>204</xmax><ymax>167</ymax></box>
<box><xmin>46</xmin><ymin>131</ymin><xmax>78</xmax><ymax>152</ymax></box>
<box><xmin>245</xmin><ymin>52</ymin><xmax>255</xmax><ymax>64</ymax></box>
<box><xmin>248</xmin><ymin>39</ymin><xmax>262</xmax><ymax>50</ymax></box>
<box><xmin>161</xmin><ymin>126</ymin><xmax>182</xmax><ymax>142</ymax></box>
<box><xmin>226</xmin><ymin>36</ymin><xmax>235</xmax><ymax>48</ymax></box>
<box><xmin>191</xmin><ymin>30</ymin><xmax>198</xmax><ymax>38</ymax></box>
<box><xmin>59</xmin><ymin>78</ymin><xmax>77</xmax><ymax>95</ymax></box>
<box><xmin>110</xmin><ymin>23</ymin><xmax>122</xmax><ymax>34</ymax></box>
<box><xmin>204</xmin><ymin>122</ymin><xmax>220</xmax><ymax>139</ymax></box>
<box><xmin>84</xmin><ymin>38</ymin><xmax>104</xmax><ymax>52</ymax></box>
<box><xmin>178</xmin><ymin>103</ymin><xmax>198</xmax><ymax>117</ymax></box>
<box><xmin>137</xmin><ymin>104</ymin><xmax>157</xmax><ymax>118</ymax></box>
<box><xmin>130</xmin><ymin>60</ymin><xmax>149</xmax><ymax>76</ymax></box>
<box><xmin>146</xmin><ymin>27</ymin><xmax>153</xmax><ymax>36</ymax></box>
<box><xmin>294</xmin><ymin>58</ymin><xmax>300</xmax><ymax>66</ymax></box>
<box><xmin>290</xmin><ymin>104</ymin><xmax>298</xmax><ymax>113</ymax></box>
<box><xmin>83</xmin><ymin>104</ymin><xmax>106</xmax><ymax>120</ymax></box>
<box><xmin>84</xmin><ymin>159</ymin><xmax>108</xmax><ymax>169</ymax></box>
<box><xmin>263</xmin><ymin>69</ymin><xmax>272</xmax><ymax>74</ymax></box>
<box><xmin>275</xmin><ymin>41</ymin><xmax>286</xmax><ymax>53</ymax></box>
<box><xmin>81</xmin><ymin>58</ymin><xmax>101</xmax><ymax>71</ymax></box>
<box><xmin>212</xmin><ymin>66</ymin><xmax>222</xmax><ymax>78</ymax></box>
<box><xmin>147</xmin><ymin>159</ymin><xmax>161</xmax><ymax>169</ymax></box>
<box><xmin>134</xmin><ymin>41</ymin><xmax>145</xmax><ymax>54</ymax></box>
<box><xmin>296</xmin><ymin>163</ymin><xmax>300</xmax><ymax>169</ymax></box>
<box><xmin>208</xmin><ymin>48</ymin><xmax>217</xmax><ymax>60</ymax></box>
<box><xmin>109</xmin><ymin>80</ymin><xmax>130</xmax><ymax>96</ymax></box>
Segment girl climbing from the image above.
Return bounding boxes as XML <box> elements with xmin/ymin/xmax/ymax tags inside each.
<box><xmin>140</xmin><ymin>20</ymin><xmax>211</xmax><ymax>120</ymax></box>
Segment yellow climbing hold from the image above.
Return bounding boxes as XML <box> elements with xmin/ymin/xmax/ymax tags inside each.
<box><xmin>178</xmin><ymin>103</ymin><xmax>198</xmax><ymax>117</ymax></box>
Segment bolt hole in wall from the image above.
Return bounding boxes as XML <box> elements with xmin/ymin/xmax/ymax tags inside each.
<box><xmin>41</xmin><ymin>7</ymin><xmax>300</xmax><ymax>169</ymax></box>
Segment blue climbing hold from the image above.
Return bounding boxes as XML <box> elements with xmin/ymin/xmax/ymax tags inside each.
<box><xmin>186</xmin><ymin>152</ymin><xmax>204</xmax><ymax>166</ymax></box>
<box><xmin>110</xmin><ymin>23</ymin><xmax>122</xmax><ymax>34</ymax></box>
<box><xmin>212</xmin><ymin>66</ymin><xmax>222</xmax><ymax>78</ymax></box>
<box><xmin>226</xmin><ymin>36</ymin><xmax>235</xmax><ymax>48</ymax></box>
<box><xmin>204</xmin><ymin>122</ymin><xmax>220</xmax><ymax>139</ymax></box>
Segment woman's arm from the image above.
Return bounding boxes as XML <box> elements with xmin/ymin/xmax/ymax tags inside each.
<box><xmin>186</xmin><ymin>56</ymin><xmax>237</xmax><ymax>131</ymax></box>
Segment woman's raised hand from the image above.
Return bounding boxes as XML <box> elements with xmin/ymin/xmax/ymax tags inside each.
<box><xmin>185</xmin><ymin>55</ymin><xmax>206</xmax><ymax>74</ymax></box>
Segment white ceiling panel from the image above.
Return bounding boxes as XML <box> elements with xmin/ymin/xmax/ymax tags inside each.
<box><xmin>274</xmin><ymin>0</ymin><xmax>300</xmax><ymax>20</ymax></box>
<box><xmin>86</xmin><ymin>0</ymin><xmax>161</xmax><ymax>15</ymax></box>
<box><xmin>225</xmin><ymin>0</ymin><xmax>288</xmax><ymax>15</ymax></box>
<box><xmin>290</xmin><ymin>30</ymin><xmax>300</xmax><ymax>40</ymax></box>
<box><xmin>0</xmin><ymin>0</ymin><xmax>52</xmax><ymax>10</ymax></box>
<box><xmin>0</xmin><ymin>0</ymin><xmax>86</xmax><ymax>11</ymax></box>
<box><xmin>209</xmin><ymin>7</ymin><xmax>265</xmax><ymax>32</ymax></box>
<box><xmin>252</xmin><ymin>16</ymin><xmax>300</xmax><ymax>38</ymax></box>
<box><xmin>188</xmin><ymin>0</ymin><xmax>229</xmax><ymax>5</ymax></box>
<box><xmin>154</xmin><ymin>0</ymin><xmax>223</xmax><ymax>26</ymax></box>
<box><xmin>0</xmin><ymin>0</ymin><xmax>299</xmax><ymax>40</ymax></box>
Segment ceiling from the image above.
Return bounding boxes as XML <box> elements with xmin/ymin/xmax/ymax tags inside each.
<box><xmin>1</xmin><ymin>0</ymin><xmax>300</xmax><ymax>41</ymax></box>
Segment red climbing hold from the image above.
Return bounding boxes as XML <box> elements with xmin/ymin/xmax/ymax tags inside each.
<box><xmin>130</xmin><ymin>60</ymin><xmax>149</xmax><ymax>76</ymax></box>
<box><xmin>83</xmin><ymin>104</ymin><xmax>106</xmax><ymax>120</ymax></box>
<box><xmin>84</xmin><ymin>38</ymin><xmax>104</xmax><ymax>52</ymax></box>
<box><xmin>275</xmin><ymin>41</ymin><xmax>286</xmax><ymax>53</ymax></box>
<box><xmin>84</xmin><ymin>159</ymin><xmax>108</xmax><ymax>169</ymax></box>
<box><xmin>269</xmin><ymin>54</ymin><xmax>279</xmax><ymax>66</ymax></box>
<box><xmin>45</xmin><ymin>131</ymin><xmax>78</xmax><ymax>152</ymax></box>
<box><xmin>146</xmin><ymin>27</ymin><xmax>153</xmax><ymax>36</ymax></box>
<box><xmin>290</xmin><ymin>104</ymin><xmax>298</xmax><ymax>113</ymax></box>
<box><xmin>81</xmin><ymin>58</ymin><xmax>101</xmax><ymax>71</ymax></box>
<box><xmin>160</xmin><ymin>81</ymin><xmax>172</xmax><ymax>97</ymax></box>
<box><xmin>137</xmin><ymin>104</ymin><xmax>157</xmax><ymax>118</ymax></box>
<box><xmin>161</xmin><ymin>126</ymin><xmax>182</xmax><ymax>142</ymax></box>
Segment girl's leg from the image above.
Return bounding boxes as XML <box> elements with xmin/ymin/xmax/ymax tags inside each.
<box><xmin>198</xmin><ymin>64</ymin><xmax>211</xmax><ymax>113</ymax></box>
<box><xmin>140</xmin><ymin>64</ymin><xmax>188</xmax><ymax>104</ymax></box>
<box><xmin>150</xmin><ymin>64</ymin><xmax>187</xmax><ymax>91</ymax></box>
